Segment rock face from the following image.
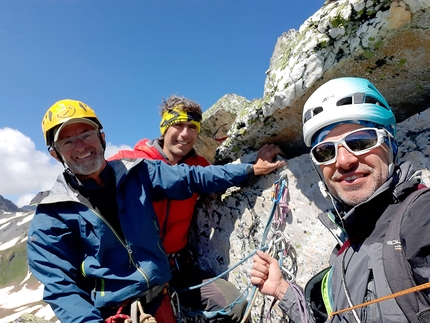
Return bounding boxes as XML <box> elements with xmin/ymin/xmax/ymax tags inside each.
<box><xmin>188</xmin><ymin>0</ymin><xmax>430</xmax><ymax>321</ymax></box>
<box><xmin>194</xmin><ymin>0</ymin><xmax>430</xmax><ymax>164</ymax></box>
<box><xmin>7</xmin><ymin>0</ymin><xmax>430</xmax><ymax>322</ymax></box>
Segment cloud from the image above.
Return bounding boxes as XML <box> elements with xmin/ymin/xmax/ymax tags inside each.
<box><xmin>105</xmin><ymin>143</ymin><xmax>132</xmax><ymax>159</ymax></box>
<box><xmin>0</xmin><ymin>128</ymin><xmax>62</xmax><ymax>206</ymax></box>
<box><xmin>0</xmin><ymin>128</ymin><xmax>131</xmax><ymax>207</ymax></box>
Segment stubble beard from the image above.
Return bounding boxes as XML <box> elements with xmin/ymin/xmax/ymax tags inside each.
<box><xmin>65</xmin><ymin>149</ymin><xmax>105</xmax><ymax>176</ymax></box>
<box><xmin>330</xmin><ymin>167</ymin><xmax>388</xmax><ymax>207</ymax></box>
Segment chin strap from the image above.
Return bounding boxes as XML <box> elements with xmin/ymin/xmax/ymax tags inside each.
<box><xmin>318</xmin><ymin>181</ymin><xmax>329</xmax><ymax>199</ymax></box>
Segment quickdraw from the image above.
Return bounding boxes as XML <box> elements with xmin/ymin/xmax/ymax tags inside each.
<box><xmin>271</xmin><ymin>178</ymin><xmax>290</xmax><ymax>229</ymax></box>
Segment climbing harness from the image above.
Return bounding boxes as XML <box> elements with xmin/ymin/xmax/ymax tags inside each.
<box><xmin>105</xmin><ymin>285</ymin><xmax>168</xmax><ymax>323</ymax></box>
<box><xmin>105</xmin><ymin>299</ymin><xmax>157</xmax><ymax>323</ymax></box>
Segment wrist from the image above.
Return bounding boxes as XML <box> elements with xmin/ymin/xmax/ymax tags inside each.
<box><xmin>275</xmin><ymin>280</ymin><xmax>288</xmax><ymax>300</ymax></box>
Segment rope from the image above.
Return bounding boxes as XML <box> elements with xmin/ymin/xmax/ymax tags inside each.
<box><xmin>105</xmin><ymin>299</ymin><xmax>157</xmax><ymax>323</ymax></box>
<box><xmin>329</xmin><ymin>281</ymin><xmax>430</xmax><ymax>319</ymax></box>
<box><xmin>240</xmin><ymin>175</ymin><xmax>290</xmax><ymax>323</ymax></box>
<box><xmin>176</xmin><ymin>173</ymin><xmax>290</xmax><ymax>322</ymax></box>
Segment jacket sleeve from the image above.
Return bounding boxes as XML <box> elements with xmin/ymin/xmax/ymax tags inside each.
<box><xmin>145</xmin><ymin>160</ymin><xmax>253</xmax><ymax>200</ymax></box>
<box><xmin>27</xmin><ymin>206</ymin><xmax>104</xmax><ymax>323</ymax></box>
<box><xmin>278</xmin><ymin>286</ymin><xmax>317</xmax><ymax>323</ymax></box>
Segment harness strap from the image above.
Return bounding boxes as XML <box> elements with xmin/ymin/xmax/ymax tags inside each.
<box><xmin>129</xmin><ymin>299</ymin><xmax>157</xmax><ymax>323</ymax></box>
<box><xmin>104</xmin><ymin>285</ymin><xmax>168</xmax><ymax>323</ymax></box>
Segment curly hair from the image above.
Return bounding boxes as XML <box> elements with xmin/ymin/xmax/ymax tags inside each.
<box><xmin>159</xmin><ymin>95</ymin><xmax>202</xmax><ymax>117</ymax></box>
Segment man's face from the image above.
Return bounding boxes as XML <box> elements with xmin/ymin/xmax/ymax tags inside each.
<box><xmin>163</xmin><ymin>121</ymin><xmax>198</xmax><ymax>165</ymax></box>
<box><xmin>318</xmin><ymin>124</ymin><xmax>390</xmax><ymax>206</ymax></box>
<box><xmin>54</xmin><ymin>123</ymin><xmax>106</xmax><ymax>177</ymax></box>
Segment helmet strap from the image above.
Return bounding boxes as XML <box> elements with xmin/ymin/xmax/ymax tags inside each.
<box><xmin>99</xmin><ymin>132</ymin><xmax>106</xmax><ymax>151</ymax></box>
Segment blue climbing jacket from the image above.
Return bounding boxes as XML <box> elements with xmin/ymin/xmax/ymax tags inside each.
<box><xmin>27</xmin><ymin>158</ymin><xmax>253</xmax><ymax>323</ymax></box>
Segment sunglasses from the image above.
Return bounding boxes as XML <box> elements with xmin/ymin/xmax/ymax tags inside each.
<box><xmin>54</xmin><ymin>129</ymin><xmax>100</xmax><ymax>152</ymax></box>
<box><xmin>310</xmin><ymin>128</ymin><xmax>390</xmax><ymax>165</ymax></box>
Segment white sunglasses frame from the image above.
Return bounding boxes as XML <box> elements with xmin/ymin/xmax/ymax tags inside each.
<box><xmin>310</xmin><ymin>127</ymin><xmax>391</xmax><ymax>166</ymax></box>
<box><xmin>54</xmin><ymin>129</ymin><xmax>100</xmax><ymax>152</ymax></box>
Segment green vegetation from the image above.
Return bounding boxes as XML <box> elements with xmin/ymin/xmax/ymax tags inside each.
<box><xmin>0</xmin><ymin>241</ymin><xmax>29</xmax><ymax>287</ymax></box>
<box><xmin>362</xmin><ymin>50</ymin><xmax>375</xmax><ymax>59</ymax></box>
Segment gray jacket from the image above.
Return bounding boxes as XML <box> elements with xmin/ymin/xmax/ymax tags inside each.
<box><xmin>279</xmin><ymin>162</ymin><xmax>430</xmax><ymax>323</ymax></box>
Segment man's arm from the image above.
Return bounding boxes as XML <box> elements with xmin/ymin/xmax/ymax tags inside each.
<box><xmin>146</xmin><ymin>144</ymin><xmax>285</xmax><ymax>200</ymax></box>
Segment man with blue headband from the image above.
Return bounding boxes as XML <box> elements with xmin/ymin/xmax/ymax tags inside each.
<box><xmin>250</xmin><ymin>77</ymin><xmax>430</xmax><ymax>323</ymax></box>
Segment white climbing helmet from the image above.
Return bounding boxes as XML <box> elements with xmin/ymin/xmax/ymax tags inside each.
<box><xmin>302</xmin><ymin>77</ymin><xmax>396</xmax><ymax>147</ymax></box>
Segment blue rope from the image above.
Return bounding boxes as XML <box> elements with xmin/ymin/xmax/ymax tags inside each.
<box><xmin>178</xmin><ymin>176</ymin><xmax>288</xmax><ymax>321</ymax></box>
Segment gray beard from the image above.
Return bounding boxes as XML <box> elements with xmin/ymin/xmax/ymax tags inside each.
<box><xmin>65</xmin><ymin>151</ymin><xmax>105</xmax><ymax>176</ymax></box>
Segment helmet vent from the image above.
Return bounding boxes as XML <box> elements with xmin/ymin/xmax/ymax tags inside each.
<box><xmin>336</xmin><ymin>97</ymin><xmax>352</xmax><ymax>106</ymax></box>
<box><xmin>336</xmin><ymin>93</ymin><xmax>389</xmax><ymax>110</ymax></box>
<box><xmin>364</xmin><ymin>96</ymin><xmax>389</xmax><ymax>110</ymax></box>
<box><xmin>303</xmin><ymin>106</ymin><xmax>323</xmax><ymax>123</ymax></box>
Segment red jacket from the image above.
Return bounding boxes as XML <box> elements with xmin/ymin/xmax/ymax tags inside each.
<box><xmin>109</xmin><ymin>138</ymin><xmax>210</xmax><ymax>254</ymax></box>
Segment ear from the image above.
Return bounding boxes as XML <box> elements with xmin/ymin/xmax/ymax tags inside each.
<box><xmin>100</xmin><ymin>132</ymin><xmax>107</xmax><ymax>150</ymax></box>
<box><xmin>49</xmin><ymin>149</ymin><xmax>62</xmax><ymax>162</ymax></box>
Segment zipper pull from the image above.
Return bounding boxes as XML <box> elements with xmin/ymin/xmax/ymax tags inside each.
<box><xmin>126</xmin><ymin>245</ymin><xmax>133</xmax><ymax>267</ymax></box>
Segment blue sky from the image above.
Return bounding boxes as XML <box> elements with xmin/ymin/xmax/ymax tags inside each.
<box><xmin>0</xmin><ymin>0</ymin><xmax>323</xmax><ymax>206</ymax></box>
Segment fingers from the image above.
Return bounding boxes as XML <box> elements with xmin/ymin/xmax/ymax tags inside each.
<box><xmin>252</xmin><ymin>159</ymin><xmax>286</xmax><ymax>175</ymax></box>
<box><xmin>251</xmin><ymin>253</ymin><xmax>269</xmax><ymax>285</ymax></box>
<box><xmin>256</xmin><ymin>144</ymin><xmax>282</xmax><ymax>161</ymax></box>
<box><xmin>256</xmin><ymin>249</ymin><xmax>277</xmax><ymax>263</ymax></box>
<box><xmin>253</xmin><ymin>144</ymin><xmax>287</xmax><ymax>175</ymax></box>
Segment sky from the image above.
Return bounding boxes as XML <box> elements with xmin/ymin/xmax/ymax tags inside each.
<box><xmin>0</xmin><ymin>0</ymin><xmax>323</xmax><ymax>207</ymax></box>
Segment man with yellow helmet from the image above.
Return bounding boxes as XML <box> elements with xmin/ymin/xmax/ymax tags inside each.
<box><xmin>27</xmin><ymin>99</ymin><xmax>286</xmax><ymax>323</ymax></box>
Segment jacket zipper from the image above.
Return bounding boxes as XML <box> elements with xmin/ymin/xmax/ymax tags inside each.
<box><xmin>82</xmin><ymin>206</ymin><xmax>150</xmax><ymax>289</ymax></box>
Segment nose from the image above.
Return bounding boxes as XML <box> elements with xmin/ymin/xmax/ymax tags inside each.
<box><xmin>335</xmin><ymin>145</ymin><xmax>358</xmax><ymax>169</ymax></box>
<box><xmin>73</xmin><ymin>138</ymin><xmax>87</xmax><ymax>150</ymax></box>
<box><xmin>179</xmin><ymin>126</ymin><xmax>191</xmax><ymax>138</ymax></box>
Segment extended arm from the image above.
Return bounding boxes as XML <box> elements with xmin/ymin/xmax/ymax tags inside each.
<box><xmin>147</xmin><ymin>144</ymin><xmax>286</xmax><ymax>200</ymax></box>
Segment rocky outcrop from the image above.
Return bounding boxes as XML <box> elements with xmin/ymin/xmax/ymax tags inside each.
<box><xmin>193</xmin><ymin>0</ymin><xmax>430</xmax><ymax>164</ymax></box>
<box><xmin>193</xmin><ymin>94</ymin><xmax>250</xmax><ymax>164</ymax></box>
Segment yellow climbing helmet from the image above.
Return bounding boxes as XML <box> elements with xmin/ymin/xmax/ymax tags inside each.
<box><xmin>42</xmin><ymin>99</ymin><xmax>103</xmax><ymax>147</ymax></box>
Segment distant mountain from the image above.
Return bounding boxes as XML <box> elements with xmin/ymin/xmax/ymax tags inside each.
<box><xmin>0</xmin><ymin>195</ymin><xmax>20</xmax><ymax>212</ymax></box>
<box><xmin>21</xmin><ymin>205</ymin><xmax>37</xmax><ymax>212</ymax></box>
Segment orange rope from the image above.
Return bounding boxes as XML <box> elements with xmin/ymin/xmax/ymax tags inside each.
<box><xmin>329</xmin><ymin>281</ymin><xmax>430</xmax><ymax>319</ymax></box>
